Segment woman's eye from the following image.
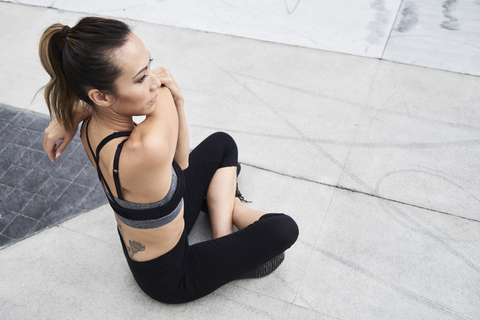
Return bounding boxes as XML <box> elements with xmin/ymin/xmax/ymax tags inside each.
<box><xmin>138</xmin><ymin>74</ymin><xmax>147</xmax><ymax>83</ymax></box>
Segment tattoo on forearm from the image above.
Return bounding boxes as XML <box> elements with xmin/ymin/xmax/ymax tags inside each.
<box><xmin>118</xmin><ymin>224</ymin><xmax>146</xmax><ymax>261</ymax></box>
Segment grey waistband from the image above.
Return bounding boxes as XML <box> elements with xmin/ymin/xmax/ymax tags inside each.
<box><xmin>115</xmin><ymin>198</ymin><xmax>183</xmax><ymax>229</ymax></box>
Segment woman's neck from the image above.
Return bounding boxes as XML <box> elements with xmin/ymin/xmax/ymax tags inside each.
<box><xmin>91</xmin><ymin>109</ymin><xmax>135</xmax><ymax>133</ymax></box>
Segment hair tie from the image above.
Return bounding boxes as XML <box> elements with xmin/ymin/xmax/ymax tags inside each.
<box><xmin>60</xmin><ymin>25</ymin><xmax>70</xmax><ymax>39</ymax></box>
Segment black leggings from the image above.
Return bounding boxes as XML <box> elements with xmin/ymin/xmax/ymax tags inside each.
<box><xmin>120</xmin><ymin>132</ymin><xmax>299</xmax><ymax>304</ymax></box>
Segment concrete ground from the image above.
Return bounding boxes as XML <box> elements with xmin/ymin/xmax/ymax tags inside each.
<box><xmin>1</xmin><ymin>1</ymin><xmax>480</xmax><ymax>319</ymax></box>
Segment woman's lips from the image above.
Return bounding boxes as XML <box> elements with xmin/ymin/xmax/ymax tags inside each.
<box><xmin>150</xmin><ymin>95</ymin><xmax>157</xmax><ymax>104</ymax></box>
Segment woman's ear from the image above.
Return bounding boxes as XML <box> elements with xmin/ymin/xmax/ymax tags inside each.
<box><xmin>88</xmin><ymin>89</ymin><xmax>114</xmax><ymax>107</ymax></box>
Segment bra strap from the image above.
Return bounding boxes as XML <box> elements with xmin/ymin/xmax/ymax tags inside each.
<box><xmin>113</xmin><ymin>139</ymin><xmax>127</xmax><ymax>200</ymax></box>
<box><xmin>84</xmin><ymin>118</ymin><xmax>95</xmax><ymax>159</ymax></box>
<box><xmin>84</xmin><ymin>117</ymin><xmax>131</xmax><ymax>199</ymax></box>
<box><xmin>95</xmin><ymin>131</ymin><xmax>131</xmax><ymax>158</ymax></box>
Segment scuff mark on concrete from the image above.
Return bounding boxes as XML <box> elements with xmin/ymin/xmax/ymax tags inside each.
<box><xmin>365</xmin><ymin>0</ymin><xmax>391</xmax><ymax>50</ymax></box>
<box><xmin>395</xmin><ymin>2</ymin><xmax>418</xmax><ymax>33</ymax></box>
<box><xmin>441</xmin><ymin>0</ymin><xmax>459</xmax><ymax>30</ymax></box>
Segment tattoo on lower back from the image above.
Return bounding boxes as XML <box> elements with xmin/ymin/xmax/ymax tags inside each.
<box><xmin>118</xmin><ymin>224</ymin><xmax>145</xmax><ymax>261</ymax></box>
<box><xmin>128</xmin><ymin>240</ymin><xmax>146</xmax><ymax>257</ymax></box>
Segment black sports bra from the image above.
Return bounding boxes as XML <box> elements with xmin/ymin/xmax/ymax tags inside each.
<box><xmin>84</xmin><ymin>118</ymin><xmax>185</xmax><ymax>229</ymax></box>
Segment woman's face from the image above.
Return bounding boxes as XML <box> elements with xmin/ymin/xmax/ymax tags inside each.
<box><xmin>110</xmin><ymin>33</ymin><xmax>160</xmax><ymax>116</ymax></box>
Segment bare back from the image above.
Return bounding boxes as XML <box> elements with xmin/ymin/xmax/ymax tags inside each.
<box><xmin>80</xmin><ymin>87</ymin><xmax>185</xmax><ymax>262</ymax></box>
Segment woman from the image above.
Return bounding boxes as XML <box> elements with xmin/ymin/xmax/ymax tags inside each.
<box><xmin>40</xmin><ymin>17</ymin><xmax>298</xmax><ymax>304</ymax></box>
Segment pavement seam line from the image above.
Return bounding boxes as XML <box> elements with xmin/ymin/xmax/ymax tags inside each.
<box><xmin>59</xmin><ymin>223</ymin><xmax>116</xmax><ymax>246</ymax></box>
<box><xmin>241</xmin><ymin>162</ymin><xmax>480</xmax><ymax>224</ymax></box>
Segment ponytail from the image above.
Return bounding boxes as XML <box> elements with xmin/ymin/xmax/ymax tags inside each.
<box><xmin>39</xmin><ymin>23</ymin><xmax>77</xmax><ymax>132</ymax></box>
<box><xmin>39</xmin><ymin>17</ymin><xmax>131</xmax><ymax>132</ymax></box>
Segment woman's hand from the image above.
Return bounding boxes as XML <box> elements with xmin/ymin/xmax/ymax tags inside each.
<box><xmin>43</xmin><ymin>118</ymin><xmax>76</xmax><ymax>163</ymax></box>
<box><xmin>152</xmin><ymin>66</ymin><xmax>184</xmax><ymax>109</ymax></box>
<box><xmin>43</xmin><ymin>102</ymin><xmax>91</xmax><ymax>162</ymax></box>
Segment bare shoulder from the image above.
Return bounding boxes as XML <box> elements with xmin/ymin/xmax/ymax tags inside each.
<box><xmin>121</xmin><ymin>126</ymin><xmax>173</xmax><ymax>173</ymax></box>
<box><xmin>116</xmin><ymin>131</ymin><xmax>174</xmax><ymax>202</ymax></box>
<box><xmin>116</xmin><ymin>89</ymin><xmax>179</xmax><ymax>201</ymax></box>
<box><xmin>124</xmin><ymin>87</ymin><xmax>178</xmax><ymax>162</ymax></box>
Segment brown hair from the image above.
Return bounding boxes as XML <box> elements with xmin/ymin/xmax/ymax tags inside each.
<box><xmin>39</xmin><ymin>17</ymin><xmax>131</xmax><ymax>131</ymax></box>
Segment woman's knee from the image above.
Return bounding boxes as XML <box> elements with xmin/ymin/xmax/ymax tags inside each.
<box><xmin>210</xmin><ymin>132</ymin><xmax>236</xmax><ymax>149</ymax></box>
<box><xmin>209</xmin><ymin>132</ymin><xmax>238</xmax><ymax>168</ymax></box>
<box><xmin>260</xmin><ymin>213</ymin><xmax>299</xmax><ymax>248</ymax></box>
<box><xmin>279</xmin><ymin>214</ymin><xmax>299</xmax><ymax>247</ymax></box>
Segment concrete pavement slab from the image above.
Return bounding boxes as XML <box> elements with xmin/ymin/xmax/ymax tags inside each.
<box><xmin>338</xmin><ymin>64</ymin><xmax>480</xmax><ymax>220</ymax></box>
<box><xmin>384</xmin><ymin>0</ymin><xmax>480</xmax><ymax>76</ymax></box>
<box><xmin>295</xmin><ymin>188</ymin><xmax>480</xmax><ymax>319</ymax></box>
<box><xmin>0</xmin><ymin>1</ymin><xmax>479</xmax><ymax>319</ymax></box>
<box><xmin>43</xmin><ymin>0</ymin><xmax>402</xmax><ymax>58</ymax></box>
<box><xmin>0</xmin><ymin>3</ymin><xmax>86</xmax><ymax>114</ymax></box>
<box><xmin>5</xmin><ymin>0</ymin><xmax>479</xmax><ymax>76</ymax></box>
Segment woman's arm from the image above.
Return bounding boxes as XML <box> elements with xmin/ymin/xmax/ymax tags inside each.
<box><xmin>153</xmin><ymin>66</ymin><xmax>189</xmax><ymax>169</ymax></box>
<box><xmin>173</xmin><ymin>101</ymin><xmax>189</xmax><ymax>170</ymax></box>
<box><xmin>43</xmin><ymin>101</ymin><xmax>92</xmax><ymax>162</ymax></box>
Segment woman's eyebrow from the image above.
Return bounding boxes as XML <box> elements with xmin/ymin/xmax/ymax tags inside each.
<box><xmin>132</xmin><ymin>66</ymin><xmax>148</xmax><ymax>79</ymax></box>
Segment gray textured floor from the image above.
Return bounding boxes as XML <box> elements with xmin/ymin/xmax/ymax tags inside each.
<box><xmin>0</xmin><ymin>105</ymin><xmax>106</xmax><ymax>248</ymax></box>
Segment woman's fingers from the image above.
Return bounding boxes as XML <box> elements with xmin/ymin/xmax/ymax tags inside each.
<box><xmin>44</xmin><ymin>140</ymin><xmax>57</xmax><ymax>163</ymax></box>
<box><xmin>53</xmin><ymin>137</ymin><xmax>72</xmax><ymax>160</ymax></box>
<box><xmin>43</xmin><ymin>126</ymin><xmax>58</xmax><ymax>162</ymax></box>
<box><xmin>43</xmin><ymin>119</ymin><xmax>75</xmax><ymax>163</ymax></box>
<box><xmin>153</xmin><ymin>66</ymin><xmax>173</xmax><ymax>85</ymax></box>
<box><xmin>153</xmin><ymin>66</ymin><xmax>183</xmax><ymax>104</ymax></box>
